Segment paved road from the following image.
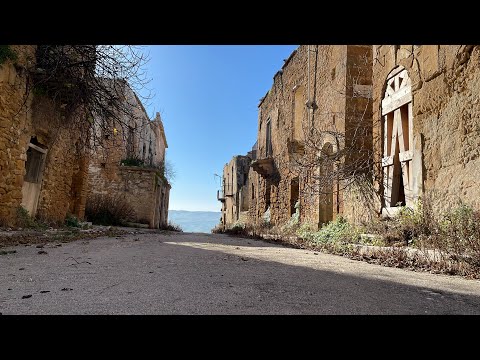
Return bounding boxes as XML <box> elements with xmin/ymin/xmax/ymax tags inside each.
<box><xmin>1</xmin><ymin>231</ymin><xmax>480</xmax><ymax>314</ymax></box>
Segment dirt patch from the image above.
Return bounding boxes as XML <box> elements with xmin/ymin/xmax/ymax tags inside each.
<box><xmin>0</xmin><ymin>226</ymin><xmax>127</xmax><ymax>248</ymax></box>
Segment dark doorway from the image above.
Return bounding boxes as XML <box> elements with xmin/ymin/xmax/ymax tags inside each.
<box><xmin>290</xmin><ymin>178</ymin><xmax>299</xmax><ymax>216</ymax></box>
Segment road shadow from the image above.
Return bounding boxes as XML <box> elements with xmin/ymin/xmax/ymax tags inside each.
<box><xmin>1</xmin><ymin>231</ymin><xmax>480</xmax><ymax>315</ymax></box>
<box><xmin>142</xmin><ymin>232</ymin><xmax>480</xmax><ymax>314</ymax></box>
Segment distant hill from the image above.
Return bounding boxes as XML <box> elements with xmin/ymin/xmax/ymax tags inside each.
<box><xmin>168</xmin><ymin>210</ymin><xmax>221</xmax><ymax>233</ymax></box>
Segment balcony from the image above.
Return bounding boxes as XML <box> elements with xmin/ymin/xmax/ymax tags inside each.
<box><xmin>287</xmin><ymin>138</ymin><xmax>305</xmax><ymax>155</ymax></box>
<box><xmin>217</xmin><ymin>187</ymin><xmax>234</xmax><ymax>202</ymax></box>
<box><xmin>217</xmin><ymin>189</ymin><xmax>225</xmax><ymax>202</ymax></box>
<box><xmin>251</xmin><ymin>157</ymin><xmax>275</xmax><ymax>178</ymax></box>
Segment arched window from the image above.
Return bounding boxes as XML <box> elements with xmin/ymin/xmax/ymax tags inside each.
<box><xmin>381</xmin><ymin>67</ymin><xmax>413</xmax><ymax>208</ymax></box>
<box><xmin>265</xmin><ymin>118</ymin><xmax>272</xmax><ymax>157</ymax></box>
<box><xmin>293</xmin><ymin>86</ymin><xmax>305</xmax><ymax>141</ymax></box>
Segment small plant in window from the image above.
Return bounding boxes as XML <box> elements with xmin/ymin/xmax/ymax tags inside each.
<box><xmin>120</xmin><ymin>157</ymin><xmax>144</xmax><ymax>167</ymax></box>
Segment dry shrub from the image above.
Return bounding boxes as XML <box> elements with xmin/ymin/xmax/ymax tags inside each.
<box><xmin>212</xmin><ymin>222</ymin><xmax>271</xmax><ymax>239</ymax></box>
<box><xmin>419</xmin><ymin>203</ymin><xmax>480</xmax><ymax>275</ymax></box>
<box><xmin>363</xmin><ymin>196</ymin><xmax>435</xmax><ymax>246</ymax></box>
<box><xmin>364</xmin><ymin>194</ymin><xmax>480</xmax><ymax>277</ymax></box>
<box><xmin>85</xmin><ymin>193</ymin><xmax>135</xmax><ymax>226</ymax></box>
<box><xmin>159</xmin><ymin>222</ymin><xmax>182</xmax><ymax>232</ymax></box>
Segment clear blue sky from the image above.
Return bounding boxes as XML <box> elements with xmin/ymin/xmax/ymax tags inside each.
<box><xmin>140</xmin><ymin>45</ymin><xmax>298</xmax><ymax>212</ymax></box>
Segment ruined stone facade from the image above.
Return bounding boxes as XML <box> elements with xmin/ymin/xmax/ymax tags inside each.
<box><xmin>372</xmin><ymin>45</ymin><xmax>480</xmax><ymax>216</ymax></box>
<box><xmin>223</xmin><ymin>44</ymin><xmax>480</xmax><ymax>230</ymax></box>
<box><xmin>248</xmin><ymin>45</ymin><xmax>373</xmax><ymax>228</ymax></box>
<box><xmin>86</xmin><ymin>83</ymin><xmax>170</xmax><ymax>228</ymax></box>
<box><xmin>218</xmin><ymin>153</ymin><xmax>253</xmax><ymax>229</ymax></box>
<box><xmin>0</xmin><ymin>45</ymin><xmax>90</xmax><ymax>226</ymax></box>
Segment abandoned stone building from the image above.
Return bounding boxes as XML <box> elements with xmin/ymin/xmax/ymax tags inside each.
<box><xmin>86</xmin><ymin>81</ymin><xmax>170</xmax><ymax>229</ymax></box>
<box><xmin>218</xmin><ymin>146</ymin><xmax>255</xmax><ymax>229</ymax></box>
<box><xmin>371</xmin><ymin>45</ymin><xmax>480</xmax><ymax>217</ymax></box>
<box><xmin>246</xmin><ymin>45</ymin><xmax>373</xmax><ymax>228</ymax></box>
<box><xmin>1</xmin><ymin>45</ymin><xmax>171</xmax><ymax>230</ymax></box>
<box><xmin>0</xmin><ymin>45</ymin><xmax>91</xmax><ymax>226</ymax></box>
<box><xmin>221</xmin><ymin>45</ymin><xmax>480</xmax><ymax>229</ymax></box>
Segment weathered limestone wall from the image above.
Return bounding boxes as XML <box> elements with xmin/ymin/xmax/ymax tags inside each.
<box><xmin>86</xmin><ymin>83</ymin><xmax>170</xmax><ymax>228</ymax></box>
<box><xmin>0</xmin><ymin>46</ymin><xmax>89</xmax><ymax>226</ymax></box>
<box><xmin>222</xmin><ymin>157</ymin><xmax>235</xmax><ymax>227</ymax></box>
<box><xmin>123</xmin><ymin>86</ymin><xmax>167</xmax><ymax>168</ymax></box>
<box><xmin>249</xmin><ymin>45</ymin><xmax>373</xmax><ymax>228</ymax></box>
<box><xmin>340</xmin><ymin>45</ymin><xmax>375</xmax><ymax>225</ymax></box>
<box><xmin>246</xmin><ymin>167</ymin><xmax>260</xmax><ymax>224</ymax></box>
<box><xmin>30</xmin><ymin>96</ymin><xmax>89</xmax><ymax>223</ymax></box>
<box><xmin>88</xmin><ymin>163</ymin><xmax>160</xmax><ymax>226</ymax></box>
<box><xmin>253</xmin><ymin>46</ymin><xmax>315</xmax><ymax>226</ymax></box>
<box><xmin>0</xmin><ymin>46</ymin><xmax>34</xmax><ymax>224</ymax></box>
<box><xmin>372</xmin><ymin>45</ymin><xmax>480</xmax><ymax>216</ymax></box>
<box><xmin>220</xmin><ymin>155</ymin><xmax>251</xmax><ymax>228</ymax></box>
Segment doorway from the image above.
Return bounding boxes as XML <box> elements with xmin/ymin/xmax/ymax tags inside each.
<box><xmin>21</xmin><ymin>138</ymin><xmax>48</xmax><ymax>217</ymax></box>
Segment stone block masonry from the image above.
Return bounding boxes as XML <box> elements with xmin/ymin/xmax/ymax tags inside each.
<box><xmin>372</xmin><ymin>45</ymin><xmax>480</xmax><ymax>216</ymax></box>
<box><xmin>223</xmin><ymin>45</ymin><xmax>480</xmax><ymax>231</ymax></box>
<box><xmin>86</xmin><ymin>82</ymin><xmax>170</xmax><ymax>229</ymax></box>
<box><xmin>248</xmin><ymin>45</ymin><xmax>373</xmax><ymax>228</ymax></box>
<box><xmin>0</xmin><ymin>45</ymin><xmax>89</xmax><ymax>227</ymax></box>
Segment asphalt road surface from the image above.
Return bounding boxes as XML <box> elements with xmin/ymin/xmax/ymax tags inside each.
<box><xmin>1</xmin><ymin>231</ymin><xmax>480</xmax><ymax>314</ymax></box>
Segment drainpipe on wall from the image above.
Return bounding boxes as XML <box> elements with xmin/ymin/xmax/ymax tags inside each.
<box><xmin>306</xmin><ymin>45</ymin><xmax>317</xmax><ymax>129</ymax></box>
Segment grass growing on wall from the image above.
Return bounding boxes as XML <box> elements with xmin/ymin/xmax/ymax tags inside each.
<box><xmin>120</xmin><ymin>157</ymin><xmax>145</xmax><ymax>167</ymax></box>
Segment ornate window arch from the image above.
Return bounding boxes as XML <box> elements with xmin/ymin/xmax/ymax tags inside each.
<box><xmin>381</xmin><ymin>66</ymin><xmax>414</xmax><ymax>210</ymax></box>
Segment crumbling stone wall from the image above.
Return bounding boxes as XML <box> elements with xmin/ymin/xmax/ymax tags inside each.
<box><xmin>0</xmin><ymin>46</ymin><xmax>89</xmax><ymax>226</ymax></box>
<box><xmin>220</xmin><ymin>155</ymin><xmax>251</xmax><ymax>228</ymax></box>
<box><xmin>30</xmin><ymin>96</ymin><xmax>89</xmax><ymax>223</ymax></box>
<box><xmin>88</xmin><ymin>164</ymin><xmax>165</xmax><ymax>227</ymax></box>
<box><xmin>249</xmin><ymin>45</ymin><xmax>372</xmax><ymax>228</ymax></box>
<box><xmin>0</xmin><ymin>46</ymin><xmax>34</xmax><ymax>225</ymax></box>
<box><xmin>372</xmin><ymin>45</ymin><xmax>480</xmax><ymax>216</ymax></box>
<box><xmin>86</xmin><ymin>84</ymin><xmax>170</xmax><ymax>228</ymax></box>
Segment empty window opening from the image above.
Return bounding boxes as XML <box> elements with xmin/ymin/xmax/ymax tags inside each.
<box><xmin>266</xmin><ymin>118</ymin><xmax>272</xmax><ymax>157</ymax></box>
<box><xmin>290</xmin><ymin>178</ymin><xmax>299</xmax><ymax>216</ymax></box>
<box><xmin>294</xmin><ymin>86</ymin><xmax>305</xmax><ymax>141</ymax></box>
<box><xmin>127</xmin><ymin>126</ymin><xmax>135</xmax><ymax>157</ymax></box>
<box><xmin>265</xmin><ymin>184</ymin><xmax>271</xmax><ymax>211</ymax></box>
